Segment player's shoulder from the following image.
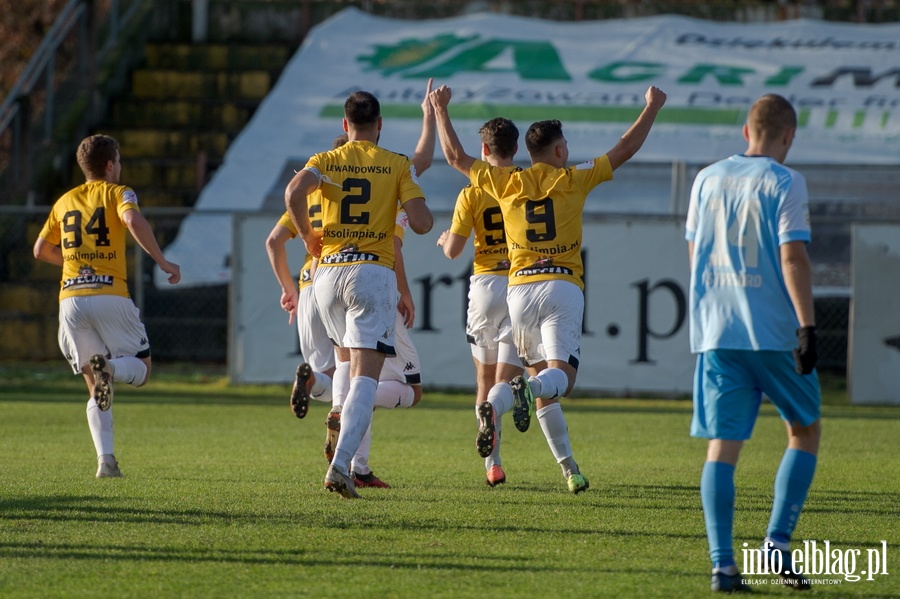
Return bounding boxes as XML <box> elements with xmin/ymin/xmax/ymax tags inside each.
<box><xmin>384</xmin><ymin>148</ymin><xmax>410</xmax><ymax>160</ymax></box>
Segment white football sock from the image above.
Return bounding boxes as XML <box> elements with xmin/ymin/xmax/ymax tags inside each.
<box><xmin>487</xmin><ymin>381</ymin><xmax>514</xmax><ymax>415</ymax></box>
<box><xmin>332</xmin><ymin>376</ymin><xmax>377</xmax><ymax>474</ymax></box>
<box><xmin>532</xmin><ymin>367</ymin><xmax>568</xmax><ymax>400</ymax></box>
<box><xmin>86</xmin><ymin>397</ymin><xmax>114</xmax><ymax>457</ymax></box>
<box><xmin>537</xmin><ymin>403</ymin><xmax>573</xmax><ymax>472</ymax></box>
<box><xmin>374</xmin><ymin>380</ymin><xmax>415</xmax><ymax>408</ymax></box>
<box><xmin>109</xmin><ymin>356</ymin><xmax>147</xmax><ymax>386</ymax></box>
<box><xmin>310</xmin><ymin>371</ymin><xmax>333</xmax><ymax>403</ymax></box>
<box><xmin>331</xmin><ymin>361</ymin><xmax>350</xmax><ymax>409</ymax></box>
<box><xmin>351</xmin><ymin>422</ymin><xmax>373</xmax><ymax>475</ymax></box>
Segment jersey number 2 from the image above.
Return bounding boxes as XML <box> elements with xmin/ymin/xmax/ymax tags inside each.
<box><xmin>340</xmin><ymin>178</ymin><xmax>371</xmax><ymax>225</ymax></box>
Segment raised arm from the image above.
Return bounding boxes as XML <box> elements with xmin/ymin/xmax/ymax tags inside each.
<box><xmin>411</xmin><ymin>78</ymin><xmax>436</xmax><ymax>176</ymax></box>
<box><xmin>429</xmin><ymin>85</ymin><xmax>477</xmax><ymax>177</ymax></box>
<box><xmin>122</xmin><ymin>209</ymin><xmax>180</xmax><ymax>284</ymax></box>
<box><xmin>605</xmin><ymin>86</ymin><xmax>667</xmax><ymax>171</ymax></box>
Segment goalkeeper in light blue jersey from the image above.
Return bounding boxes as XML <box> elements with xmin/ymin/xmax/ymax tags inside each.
<box><xmin>685</xmin><ymin>94</ymin><xmax>821</xmax><ymax>594</ymax></box>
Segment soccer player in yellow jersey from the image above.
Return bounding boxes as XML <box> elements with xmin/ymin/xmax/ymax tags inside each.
<box><xmin>270</xmin><ymin>81</ymin><xmax>435</xmax><ymax>488</ymax></box>
<box><xmin>285</xmin><ymin>90</ymin><xmax>433</xmax><ymax>498</ymax></box>
<box><xmin>431</xmin><ymin>84</ymin><xmax>666</xmax><ymax>494</ymax></box>
<box><xmin>437</xmin><ymin>117</ymin><xmax>524</xmax><ymax>488</ymax></box>
<box><xmin>33</xmin><ymin>134</ymin><xmax>181</xmax><ymax>478</ymax></box>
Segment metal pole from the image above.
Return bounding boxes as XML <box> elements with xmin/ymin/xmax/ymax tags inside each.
<box><xmin>134</xmin><ymin>240</ymin><xmax>145</xmax><ymax>316</ymax></box>
<box><xmin>44</xmin><ymin>54</ymin><xmax>55</xmax><ymax>142</ymax></box>
<box><xmin>192</xmin><ymin>0</ymin><xmax>209</xmax><ymax>43</ymax></box>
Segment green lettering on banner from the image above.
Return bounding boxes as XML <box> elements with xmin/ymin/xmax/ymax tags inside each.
<box><xmin>679</xmin><ymin>64</ymin><xmax>757</xmax><ymax>85</ymax></box>
<box><xmin>765</xmin><ymin>66</ymin><xmax>805</xmax><ymax>86</ymax></box>
<box><xmin>588</xmin><ymin>61</ymin><xmax>665</xmax><ymax>83</ymax></box>
<box><xmin>321</xmin><ymin>104</ymin><xmax>747</xmax><ymax>125</ymax></box>
<box><xmin>411</xmin><ymin>40</ymin><xmax>571</xmax><ymax>81</ymax></box>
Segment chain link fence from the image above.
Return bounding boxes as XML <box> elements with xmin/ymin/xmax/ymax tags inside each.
<box><xmin>3</xmin><ymin>200</ymin><xmax>885</xmax><ymax>373</ymax></box>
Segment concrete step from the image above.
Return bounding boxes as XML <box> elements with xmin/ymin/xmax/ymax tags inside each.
<box><xmin>110</xmin><ymin>99</ymin><xmax>254</xmax><ymax>132</ymax></box>
<box><xmin>144</xmin><ymin>43</ymin><xmax>291</xmax><ymax>72</ymax></box>
<box><xmin>94</xmin><ymin>128</ymin><xmax>231</xmax><ymax>159</ymax></box>
<box><xmin>123</xmin><ymin>157</ymin><xmax>222</xmax><ymax>189</ymax></box>
<box><xmin>131</xmin><ymin>69</ymin><xmax>271</xmax><ymax>101</ymax></box>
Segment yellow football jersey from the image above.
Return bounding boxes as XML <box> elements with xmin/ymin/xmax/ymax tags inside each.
<box><xmin>449</xmin><ymin>168</ymin><xmax>520</xmax><ymax>276</ymax></box>
<box><xmin>470</xmin><ymin>156</ymin><xmax>613</xmax><ymax>290</ymax></box>
<box><xmin>277</xmin><ymin>187</ymin><xmax>326</xmax><ymax>291</ymax></box>
<box><xmin>305</xmin><ymin>140</ymin><xmax>424</xmax><ymax>271</ymax></box>
<box><xmin>39</xmin><ymin>180</ymin><xmax>140</xmax><ymax>300</ymax></box>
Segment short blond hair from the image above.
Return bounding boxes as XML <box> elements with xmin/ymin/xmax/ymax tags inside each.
<box><xmin>747</xmin><ymin>95</ymin><xmax>796</xmax><ymax>144</ymax></box>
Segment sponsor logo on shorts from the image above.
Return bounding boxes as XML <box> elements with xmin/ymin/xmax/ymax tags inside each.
<box><xmin>62</xmin><ymin>265</ymin><xmax>114</xmax><ymax>290</ymax></box>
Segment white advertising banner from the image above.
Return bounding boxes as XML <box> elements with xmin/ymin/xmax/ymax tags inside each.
<box><xmin>158</xmin><ymin>8</ymin><xmax>900</xmax><ymax>288</ymax></box>
<box><xmin>849</xmin><ymin>225</ymin><xmax>900</xmax><ymax>405</ymax></box>
<box><xmin>229</xmin><ymin>214</ymin><xmax>307</xmax><ymax>383</ymax></box>
<box><xmin>232</xmin><ymin>213</ymin><xmax>694</xmax><ymax>396</ymax></box>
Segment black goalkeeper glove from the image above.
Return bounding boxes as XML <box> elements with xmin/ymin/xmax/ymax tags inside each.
<box><xmin>793</xmin><ymin>325</ymin><xmax>818</xmax><ymax>375</ymax></box>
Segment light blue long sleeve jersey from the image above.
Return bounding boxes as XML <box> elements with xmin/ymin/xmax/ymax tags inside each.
<box><xmin>685</xmin><ymin>154</ymin><xmax>811</xmax><ymax>353</ymax></box>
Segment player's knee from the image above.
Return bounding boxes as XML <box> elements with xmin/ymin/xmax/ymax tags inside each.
<box><xmin>411</xmin><ymin>385</ymin><xmax>422</xmax><ymax>406</ymax></box>
<box><xmin>791</xmin><ymin>418</ymin><xmax>821</xmax><ymax>440</ymax></box>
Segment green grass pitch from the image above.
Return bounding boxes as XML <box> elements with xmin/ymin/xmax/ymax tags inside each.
<box><xmin>0</xmin><ymin>364</ymin><xmax>897</xmax><ymax>598</ymax></box>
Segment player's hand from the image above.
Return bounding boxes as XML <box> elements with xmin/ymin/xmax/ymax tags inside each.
<box><xmin>793</xmin><ymin>325</ymin><xmax>818</xmax><ymax>374</ymax></box>
<box><xmin>161</xmin><ymin>260</ymin><xmax>180</xmax><ymax>285</ymax></box>
<box><xmin>398</xmin><ymin>292</ymin><xmax>415</xmax><ymax>329</ymax></box>
<box><xmin>645</xmin><ymin>86</ymin><xmax>667</xmax><ymax>110</ymax></box>
<box><xmin>436</xmin><ymin>229</ymin><xmax>451</xmax><ymax>247</ymax></box>
<box><xmin>301</xmin><ymin>232</ymin><xmax>323</xmax><ymax>259</ymax></box>
<box><xmin>421</xmin><ymin>78</ymin><xmax>434</xmax><ymax>118</ymax></box>
<box><xmin>429</xmin><ymin>85</ymin><xmax>452</xmax><ymax>110</ymax></box>
<box><xmin>280</xmin><ymin>289</ymin><xmax>298</xmax><ymax>324</ymax></box>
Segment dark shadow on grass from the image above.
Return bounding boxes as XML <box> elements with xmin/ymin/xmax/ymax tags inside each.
<box><xmin>5</xmin><ymin>383</ymin><xmax>898</xmax><ymax>423</ymax></box>
<box><xmin>0</xmin><ymin>539</ymin><xmax>704</xmax><ymax>578</ymax></box>
<box><xmin>0</xmin><ymin>492</ymin><xmax>708</xmax><ymax>543</ymax></box>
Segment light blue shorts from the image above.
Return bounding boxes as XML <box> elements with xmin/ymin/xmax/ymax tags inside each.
<box><xmin>691</xmin><ymin>349</ymin><xmax>821</xmax><ymax>441</ymax></box>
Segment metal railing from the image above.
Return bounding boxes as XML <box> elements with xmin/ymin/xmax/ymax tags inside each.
<box><xmin>0</xmin><ymin>0</ymin><xmax>148</xmax><ymax>206</ymax></box>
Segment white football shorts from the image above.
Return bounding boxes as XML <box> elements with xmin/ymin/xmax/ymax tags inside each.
<box><xmin>58</xmin><ymin>295</ymin><xmax>150</xmax><ymax>373</ymax></box>
<box><xmin>466</xmin><ymin>274</ymin><xmax>517</xmax><ymax>366</ymax></box>
<box><xmin>381</xmin><ymin>309</ymin><xmax>422</xmax><ymax>385</ymax></box>
<box><xmin>506</xmin><ymin>280</ymin><xmax>583</xmax><ymax>368</ymax></box>
<box><xmin>314</xmin><ymin>263</ymin><xmax>397</xmax><ymax>356</ymax></box>
<box><xmin>297</xmin><ymin>284</ymin><xmax>335</xmax><ymax>373</ymax></box>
